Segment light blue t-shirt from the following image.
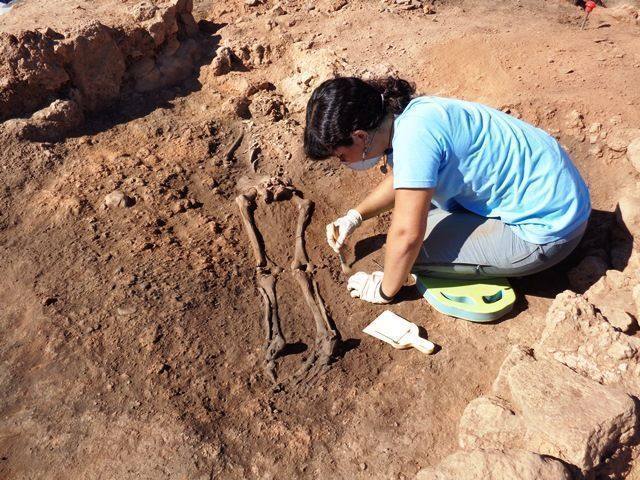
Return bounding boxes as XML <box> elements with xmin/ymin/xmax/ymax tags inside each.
<box><xmin>390</xmin><ymin>96</ymin><xmax>591</xmax><ymax>244</ymax></box>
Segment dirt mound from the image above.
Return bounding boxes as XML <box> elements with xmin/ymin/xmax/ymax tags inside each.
<box><xmin>0</xmin><ymin>0</ymin><xmax>200</xmax><ymax>125</ymax></box>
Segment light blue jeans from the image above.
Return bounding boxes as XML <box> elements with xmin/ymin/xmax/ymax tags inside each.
<box><xmin>412</xmin><ymin>208</ymin><xmax>587</xmax><ymax>280</ymax></box>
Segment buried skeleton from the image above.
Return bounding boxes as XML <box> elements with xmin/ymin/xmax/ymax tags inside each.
<box><xmin>235</xmin><ymin>181</ymin><xmax>341</xmax><ymax>384</ymax></box>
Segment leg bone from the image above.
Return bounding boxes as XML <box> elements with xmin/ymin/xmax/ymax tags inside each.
<box><xmin>257</xmin><ymin>273</ymin><xmax>286</xmax><ymax>382</ymax></box>
<box><xmin>235</xmin><ymin>189</ymin><xmax>266</xmax><ymax>268</ymax></box>
<box><xmin>291</xmin><ymin>269</ymin><xmax>341</xmax><ymax>383</ymax></box>
<box><xmin>291</xmin><ymin>194</ymin><xmax>313</xmax><ymax>271</ymax></box>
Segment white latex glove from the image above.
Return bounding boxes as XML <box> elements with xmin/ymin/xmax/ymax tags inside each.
<box><xmin>347</xmin><ymin>271</ymin><xmax>391</xmax><ymax>304</ymax></box>
<box><xmin>326</xmin><ymin>209</ymin><xmax>362</xmax><ymax>253</ymax></box>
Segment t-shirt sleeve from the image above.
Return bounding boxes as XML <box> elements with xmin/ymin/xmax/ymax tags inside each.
<box><xmin>392</xmin><ymin>113</ymin><xmax>444</xmax><ymax>190</ymax></box>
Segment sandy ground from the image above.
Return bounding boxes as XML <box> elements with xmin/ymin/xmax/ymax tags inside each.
<box><xmin>1</xmin><ymin>0</ymin><xmax>640</xmax><ymax>478</ymax></box>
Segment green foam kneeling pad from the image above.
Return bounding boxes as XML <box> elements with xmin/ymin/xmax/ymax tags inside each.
<box><xmin>415</xmin><ymin>275</ymin><xmax>516</xmax><ymax>323</ymax></box>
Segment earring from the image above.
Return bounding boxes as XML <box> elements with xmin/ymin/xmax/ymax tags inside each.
<box><xmin>380</xmin><ymin>153</ymin><xmax>388</xmax><ymax>174</ymax></box>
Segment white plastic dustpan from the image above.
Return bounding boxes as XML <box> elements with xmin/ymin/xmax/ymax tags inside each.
<box><xmin>363</xmin><ymin>310</ymin><xmax>435</xmax><ymax>354</ymax></box>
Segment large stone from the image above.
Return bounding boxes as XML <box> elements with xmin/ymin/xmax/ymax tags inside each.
<box><xmin>104</xmin><ymin>190</ymin><xmax>133</xmax><ymax>208</ymax></box>
<box><xmin>458</xmin><ymin>396</ymin><xmax>525</xmax><ymax>451</ymax></box>
<box><xmin>0</xmin><ymin>30</ymin><xmax>70</xmax><ymax>121</ymax></box>
<box><xmin>628</xmin><ymin>137</ymin><xmax>640</xmax><ymax>174</ymax></box>
<box><xmin>600</xmin><ymin>305</ymin><xmax>636</xmax><ymax>333</ymax></box>
<box><xmin>506</xmin><ymin>350</ymin><xmax>636</xmax><ymax>472</ymax></box>
<box><xmin>606</xmin><ymin>128</ymin><xmax>640</xmax><ymax>153</ymax></box>
<box><xmin>68</xmin><ymin>22</ymin><xmax>126</xmax><ymax>111</ymax></box>
<box><xmin>537</xmin><ymin>291</ymin><xmax>640</xmax><ymax>397</ymax></box>
<box><xmin>492</xmin><ymin>345</ymin><xmax>533</xmax><ymax>401</ymax></box>
<box><xmin>617</xmin><ymin>190</ymin><xmax>640</xmax><ymax>240</ymax></box>
<box><xmin>416</xmin><ymin>449</ymin><xmax>571</xmax><ymax>480</ymax></box>
<box><xmin>0</xmin><ymin>98</ymin><xmax>84</xmax><ymax>142</ymax></box>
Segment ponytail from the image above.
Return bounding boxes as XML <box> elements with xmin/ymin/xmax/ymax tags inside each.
<box><xmin>303</xmin><ymin>76</ymin><xmax>416</xmax><ymax>160</ymax></box>
<box><xmin>367</xmin><ymin>77</ymin><xmax>415</xmax><ymax>116</ymax></box>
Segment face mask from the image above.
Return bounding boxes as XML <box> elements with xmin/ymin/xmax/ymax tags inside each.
<box><xmin>345</xmin><ymin>154</ymin><xmax>382</xmax><ymax>171</ymax></box>
<box><xmin>345</xmin><ymin>131</ymin><xmax>383</xmax><ymax>171</ymax></box>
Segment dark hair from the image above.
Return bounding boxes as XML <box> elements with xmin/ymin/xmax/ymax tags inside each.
<box><xmin>303</xmin><ymin>76</ymin><xmax>416</xmax><ymax>160</ymax></box>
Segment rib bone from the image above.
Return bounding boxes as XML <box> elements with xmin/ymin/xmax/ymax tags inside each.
<box><xmin>235</xmin><ymin>188</ymin><xmax>266</xmax><ymax>268</ymax></box>
<box><xmin>256</xmin><ymin>272</ymin><xmax>286</xmax><ymax>382</ymax></box>
<box><xmin>291</xmin><ymin>194</ymin><xmax>313</xmax><ymax>271</ymax></box>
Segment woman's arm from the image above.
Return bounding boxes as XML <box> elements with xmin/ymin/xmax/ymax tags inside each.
<box><xmin>381</xmin><ymin>188</ymin><xmax>433</xmax><ymax>297</ymax></box>
<box><xmin>354</xmin><ymin>173</ymin><xmax>395</xmax><ymax>221</ymax></box>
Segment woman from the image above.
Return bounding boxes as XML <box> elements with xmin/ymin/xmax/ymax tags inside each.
<box><xmin>303</xmin><ymin>77</ymin><xmax>591</xmax><ymax>304</ymax></box>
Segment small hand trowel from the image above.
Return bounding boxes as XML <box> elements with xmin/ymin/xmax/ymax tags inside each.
<box><xmin>363</xmin><ymin>310</ymin><xmax>435</xmax><ymax>354</ymax></box>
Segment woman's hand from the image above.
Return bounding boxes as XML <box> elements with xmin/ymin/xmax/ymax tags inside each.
<box><xmin>347</xmin><ymin>271</ymin><xmax>391</xmax><ymax>304</ymax></box>
<box><xmin>326</xmin><ymin>209</ymin><xmax>362</xmax><ymax>253</ymax></box>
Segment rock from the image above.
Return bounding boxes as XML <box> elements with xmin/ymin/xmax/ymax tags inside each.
<box><xmin>171</xmin><ymin>200</ymin><xmax>188</xmax><ymax>214</ymax></box>
<box><xmin>179</xmin><ymin>12</ymin><xmax>199</xmax><ymax>37</ymax></box>
<box><xmin>245</xmin><ymin>81</ymin><xmax>276</xmax><ymax>97</ymax></box>
<box><xmin>415</xmin><ymin>449</ymin><xmax>571</xmax><ymax>480</ymax></box>
<box><xmin>116</xmin><ymin>305</ymin><xmax>137</xmax><ymax>316</ymax></box>
<box><xmin>503</xmin><ymin>348</ymin><xmax>637</xmax><ymax>472</ymax></box>
<box><xmin>600</xmin><ymin>305</ymin><xmax>636</xmax><ymax>332</ymax></box>
<box><xmin>423</xmin><ymin>3</ymin><xmax>436</xmax><ymax>14</ymax></box>
<box><xmin>564</xmin><ymin>109</ymin><xmax>584</xmax><ymax>129</ymax></box>
<box><xmin>567</xmin><ymin>255</ymin><xmax>608</xmax><ymax>292</ymax></box>
<box><xmin>1</xmin><ymin>98</ymin><xmax>84</xmax><ymax>141</ymax></box>
<box><xmin>607</xmin><ymin>133</ymin><xmax>629</xmax><ymax>152</ymax></box>
<box><xmin>606</xmin><ymin>128</ymin><xmax>640</xmax><ymax>153</ymax></box>
<box><xmin>245</xmin><ymin>0</ymin><xmax>260</xmax><ymax>4</ymax></box>
<box><xmin>627</xmin><ymin>137</ymin><xmax>640</xmax><ymax>173</ymax></box>
<box><xmin>605</xmin><ymin>269</ymin><xmax>628</xmax><ymax>289</ymax></box>
<box><xmin>536</xmin><ymin>291</ymin><xmax>640</xmax><ymax>398</ymax></box>
<box><xmin>458</xmin><ymin>396</ymin><xmax>525</xmax><ymax>451</ymax></box>
<box><xmin>0</xmin><ymin>30</ymin><xmax>70</xmax><ymax>121</ymax></box>
<box><xmin>104</xmin><ymin>190</ymin><xmax>133</xmax><ymax>208</ymax></box>
<box><xmin>69</xmin><ymin>22</ymin><xmax>126</xmax><ymax>112</ymax></box>
<box><xmin>0</xmin><ymin>0</ymin><xmax>198</xmax><ymax>121</ymax></box>
<box><xmin>328</xmin><ymin>0</ymin><xmax>348</xmax><ymax>11</ymax></box>
<box><xmin>606</xmin><ymin>4</ymin><xmax>640</xmax><ymax>24</ymax></box>
<box><xmin>209</xmin><ymin>46</ymin><xmax>234</xmax><ymax>76</ymax></box>
<box><xmin>589</xmin><ymin>144</ymin><xmax>603</xmax><ymax>157</ymax></box>
<box><xmin>616</xmin><ymin>190</ymin><xmax>640</xmax><ymax>239</ymax></box>
<box><xmin>492</xmin><ymin>345</ymin><xmax>533</xmax><ymax>401</ymax></box>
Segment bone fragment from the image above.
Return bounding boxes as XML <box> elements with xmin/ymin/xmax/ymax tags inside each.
<box><xmin>224</xmin><ymin>131</ymin><xmax>244</xmax><ymax>164</ymax></box>
<box><xmin>248</xmin><ymin>145</ymin><xmax>261</xmax><ymax>172</ymax></box>
<box><xmin>235</xmin><ymin>189</ymin><xmax>266</xmax><ymax>268</ymax></box>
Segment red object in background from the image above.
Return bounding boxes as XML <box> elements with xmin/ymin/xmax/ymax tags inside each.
<box><xmin>585</xmin><ymin>1</ymin><xmax>597</xmax><ymax>13</ymax></box>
